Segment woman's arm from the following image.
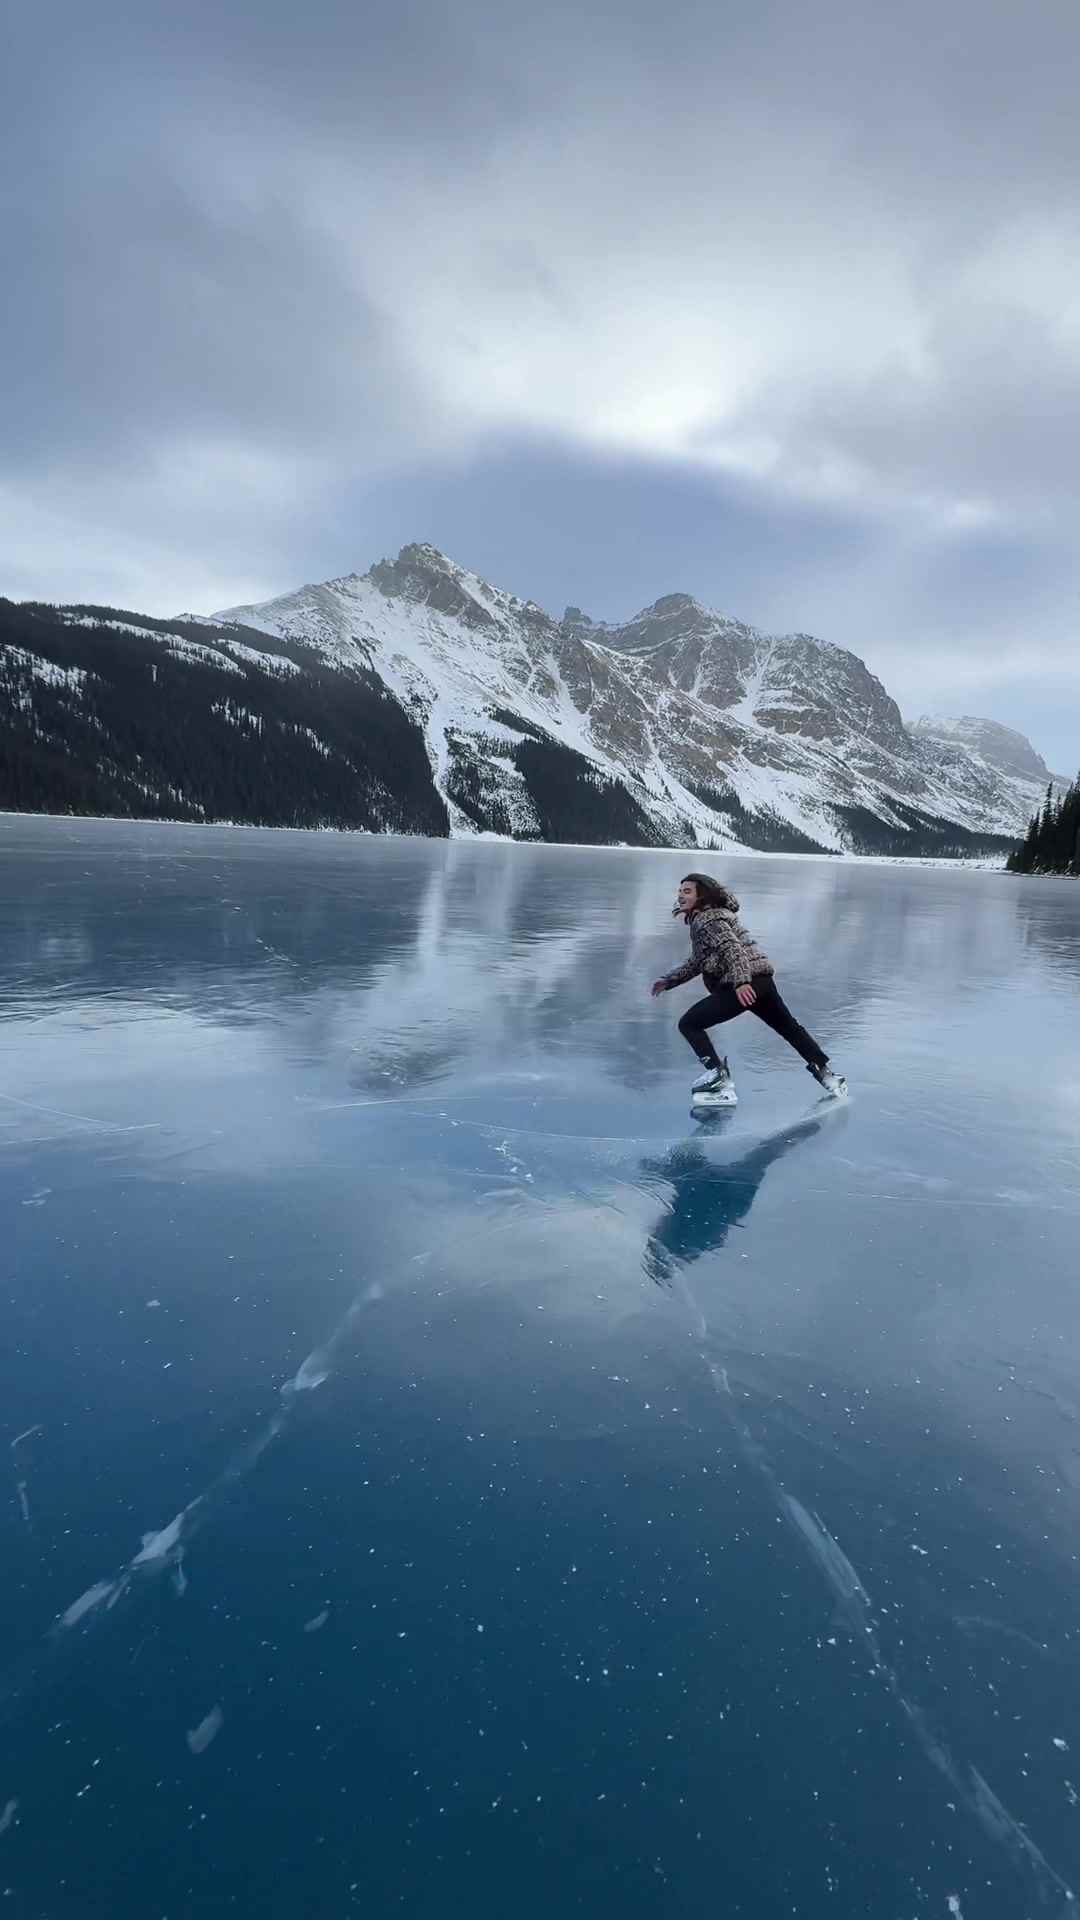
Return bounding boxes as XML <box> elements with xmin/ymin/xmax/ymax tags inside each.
<box><xmin>653</xmin><ymin>953</ymin><xmax>702</xmax><ymax>993</ymax></box>
<box><xmin>653</xmin><ymin>915</ymin><xmax>704</xmax><ymax>993</ymax></box>
<box><xmin>694</xmin><ymin>912</ymin><xmax>753</xmax><ymax>985</ymax></box>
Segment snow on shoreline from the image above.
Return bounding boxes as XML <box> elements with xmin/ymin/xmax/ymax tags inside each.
<box><xmin>0</xmin><ymin>808</ymin><xmax>1010</xmax><ymax>871</ymax></box>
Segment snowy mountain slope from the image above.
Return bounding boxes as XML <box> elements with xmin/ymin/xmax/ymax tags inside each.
<box><xmin>213</xmin><ymin>548</ymin><xmax>663</xmax><ymax>842</ymax></box>
<box><xmin>1</xmin><ymin>552</ymin><xmax>1052</xmax><ymax>850</ymax></box>
<box><xmin>0</xmin><ymin>597</ymin><xmax>449</xmax><ymax>832</ymax></box>
<box><xmin>910</xmin><ymin>715</ymin><xmax>1070</xmax><ymax>793</ymax></box>
<box><xmin>213</xmin><ymin>544</ymin><xmax>1039</xmax><ymax>851</ymax></box>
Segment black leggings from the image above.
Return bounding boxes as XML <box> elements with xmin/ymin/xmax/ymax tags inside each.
<box><xmin>677</xmin><ymin>973</ymin><xmax>828</xmax><ymax>1072</ymax></box>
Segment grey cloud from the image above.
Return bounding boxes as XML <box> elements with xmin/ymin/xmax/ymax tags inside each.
<box><xmin>2</xmin><ymin>0</ymin><xmax>1078</xmax><ymax>761</ymax></box>
<box><xmin>3</xmin><ymin>158</ymin><xmax>394</xmax><ymax>467</ymax></box>
<box><xmin>742</xmin><ymin>297</ymin><xmax>1080</xmax><ymax>521</ymax></box>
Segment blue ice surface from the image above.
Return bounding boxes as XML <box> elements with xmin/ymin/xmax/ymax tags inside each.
<box><xmin>1</xmin><ymin>814</ymin><xmax>1079</xmax><ymax>1918</ymax></box>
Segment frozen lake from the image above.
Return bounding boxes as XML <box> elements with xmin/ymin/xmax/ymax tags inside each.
<box><xmin>2</xmin><ymin>816</ymin><xmax>1079</xmax><ymax>1918</ymax></box>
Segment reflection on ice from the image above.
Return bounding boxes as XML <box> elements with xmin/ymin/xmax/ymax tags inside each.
<box><xmin>641</xmin><ymin>1116</ymin><xmax>827</xmax><ymax>1282</ymax></box>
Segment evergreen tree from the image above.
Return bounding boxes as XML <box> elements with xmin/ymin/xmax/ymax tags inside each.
<box><xmin>1007</xmin><ymin>772</ymin><xmax>1080</xmax><ymax>875</ymax></box>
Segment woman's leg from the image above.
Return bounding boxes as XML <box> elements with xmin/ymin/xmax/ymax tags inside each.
<box><xmin>677</xmin><ymin>988</ymin><xmax>743</xmax><ymax>1066</ymax></box>
<box><xmin>749</xmin><ymin>975</ymin><xmax>828</xmax><ymax>1069</ymax></box>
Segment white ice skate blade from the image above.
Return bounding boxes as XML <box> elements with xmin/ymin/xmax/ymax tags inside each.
<box><xmin>690</xmin><ymin>1088</ymin><xmax>738</xmax><ymax>1109</ymax></box>
<box><xmin>817</xmin><ymin>1080</ymin><xmax>848</xmax><ymax>1101</ymax></box>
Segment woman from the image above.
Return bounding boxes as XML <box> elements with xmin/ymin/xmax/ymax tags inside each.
<box><xmin>650</xmin><ymin>872</ymin><xmax>846</xmax><ymax>1106</ymax></box>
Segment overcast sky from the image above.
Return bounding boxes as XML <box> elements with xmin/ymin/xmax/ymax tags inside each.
<box><xmin>3</xmin><ymin>0</ymin><xmax>1078</xmax><ymax>767</ymax></box>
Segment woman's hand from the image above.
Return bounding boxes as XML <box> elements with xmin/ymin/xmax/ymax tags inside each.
<box><xmin>650</xmin><ymin>980</ymin><xmax>667</xmax><ymax>998</ymax></box>
<box><xmin>735</xmin><ymin>983</ymin><xmax>757</xmax><ymax>1008</ymax></box>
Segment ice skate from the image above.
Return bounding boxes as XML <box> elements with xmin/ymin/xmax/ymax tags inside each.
<box><xmin>808</xmin><ymin>1061</ymin><xmax>847</xmax><ymax>1099</ymax></box>
<box><xmin>690</xmin><ymin>1057</ymin><xmax>738</xmax><ymax>1108</ymax></box>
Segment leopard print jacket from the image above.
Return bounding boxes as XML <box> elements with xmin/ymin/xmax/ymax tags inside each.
<box><xmin>660</xmin><ymin>905</ymin><xmax>774</xmax><ymax>993</ymax></box>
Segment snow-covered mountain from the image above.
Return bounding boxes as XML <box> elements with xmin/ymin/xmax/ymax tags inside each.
<box><xmin>1</xmin><ymin>545</ymin><xmax>1057</xmax><ymax>850</ymax></box>
<box><xmin>210</xmin><ymin>544</ymin><xmax>1043</xmax><ymax>851</ymax></box>
<box><xmin>909</xmin><ymin>715</ymin><xmax>1069</xmax><ymax>792</ymax></box>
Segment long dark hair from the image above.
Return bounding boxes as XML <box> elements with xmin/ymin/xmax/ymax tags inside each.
<box><xmin>676</xmin><ymin>871</ymin><xmax>740</xmax><ymax>920</ymax></box>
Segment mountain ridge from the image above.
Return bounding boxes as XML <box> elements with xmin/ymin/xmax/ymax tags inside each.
<box><xmin>0</xmin><ymin>544</ymin><xmax>1060</xmax><ymax>853</ymax></box>
<box><xmin>908</xmin><ymin>713</ymin><xmax>1068</xmax><ymax>790</ymax></box>
<box><xmin>211</xmin><ymin>543</ymin><xmax>1049</xmax><ymax>851</ymax></box>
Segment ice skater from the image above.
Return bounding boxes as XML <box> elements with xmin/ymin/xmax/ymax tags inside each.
<box><xmin>650</xmin><ymin>872</ymin><xmax>846</xmax><ymax>1107</ymax></box>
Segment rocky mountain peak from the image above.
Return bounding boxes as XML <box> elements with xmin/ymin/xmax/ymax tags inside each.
<box><xmin>910</xmin><ymin>715</ymin><xmax>1064</xmax><ymax>788</ymax></box>
<box><xmin>188</xmin><ymin>543</ymin><xmax>1055</xmax><ymax>848</ymax></box>
<box><xmin>400</xmin><ymin>542</ymin><xmax>455</xmax><ymax>572</ymax></box>
<box><xmin>601</xmin><ymin>593</ymin><xmax>744</xmax><ymax>658</ymax></box>
<box><xmin>643</xmin><ymin>592</ymin><xmax>701</xmax><ymax>618</ymax></box>
<box><xmin>758</xmin><ymin>636</ymin><xmax>909</xmax><ymax>756</ymax></box>
<box><xmin>367</xmin><ymin>544</ymin><xmax>499</xmax><ymax>630</ymax></box>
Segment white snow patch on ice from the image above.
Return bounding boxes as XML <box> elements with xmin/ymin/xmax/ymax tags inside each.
<box><xmin>186</xmin><ymin>1706</ymin><xmax>224</xmax><ymax>1754</ymax></box>
<box><xmin>59</xmin><ymin>1581</ymin><xmax>118</xmax><ymax>1629</ymax></box>
<box><xmin>54</xmin><ymin>1495</ymin><xmax>198</xmax><ymax>1637</ymax></box>
<box><xmin>969</xmin><ymin>1767</ymin><xmax>1075</xmax><ymax>1897</ymax></box>
<box><xmin>284</xmin><ymin>1352</ymin><xmax>330</xmax><ymax>1394</ymax></box>
<box><xmin>780</xmin><ymin>1496</ymin><xmax>873</xmax><ymax>1613</ymax></box>
<box><xmin>133</xmin><ymin>1512</ymin><xmax>187</xmax><ymax>1566</ymax></box>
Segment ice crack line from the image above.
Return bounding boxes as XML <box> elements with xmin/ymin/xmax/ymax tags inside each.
<box><xmin>0</xmin><ymin>1192</ymin><xmax>533</xmax><ymax>1730</ymax></box>
<box><xmin>702</xmin><ymin>1357</ymin><xmax>1074</xmax><ymax>1911</ymax></box>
